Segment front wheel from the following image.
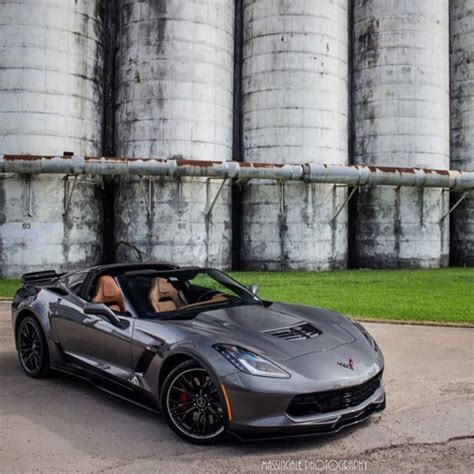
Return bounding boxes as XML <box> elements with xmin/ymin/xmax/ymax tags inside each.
<box><xmin>161</xmin><ymin>360</ymin><xmax>227</xmax><ymax>444</ymax></box>
<box><xmin>16</xmin><ymin>316</ymin><xmax>50</xmax><ymax>378</ymax></box>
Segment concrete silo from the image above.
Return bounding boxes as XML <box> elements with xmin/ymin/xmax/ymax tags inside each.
<box><xmin>352</xmin><ymin>0</ymin><xmax>450</xmax><ymax>268</ymax></box>
<box><xmin>450</xmin><ymin>0</ymin><xmax>474</xmax><ymax>266</ymax></box>
<box><xmin>114</xmin><ymin>0</ymin><xmax>234</xmax><ymax>268</ymax></box>
<box><xmin>241</xmin><ymin>0</ymin><xmax>349</xmax><ymax>270</ymax></box>
<box><xmin>0</xmin><ymin>0</ymin><xmax>104</xmax><ymax>277</ymax></box>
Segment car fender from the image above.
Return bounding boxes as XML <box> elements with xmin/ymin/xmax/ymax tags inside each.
<box><xmin>12</xmin><ymin>289</ymin><xmax>65</xmax><ymax>366</ymax></box>
<box><xmin>155</xmin><ymin>345</ymin><xmax>237</xmax><ymax>415</ymax></box>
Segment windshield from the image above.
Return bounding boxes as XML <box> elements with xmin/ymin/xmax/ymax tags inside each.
<box><xmin>120</xmin><ymin>268</ymin><xmax>261</xmax><ymax>318</ymax></box>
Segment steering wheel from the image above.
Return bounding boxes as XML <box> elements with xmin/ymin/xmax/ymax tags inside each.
<box><xmin>196</xmin><ymin>290</ymin><xmax>217</xmax><ymax>303</ymax></box>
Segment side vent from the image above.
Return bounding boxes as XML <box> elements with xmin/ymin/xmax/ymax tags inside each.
<box><xmin>266</xmin><ymin>323</ymin><xmax>321</xmax><ymax>341</ymax></box>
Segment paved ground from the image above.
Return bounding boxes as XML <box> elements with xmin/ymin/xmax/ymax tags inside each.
<box><xmin>0</xmin><ymin>301</ymin><xmax>472</xmax><ymax>473</ymax></box>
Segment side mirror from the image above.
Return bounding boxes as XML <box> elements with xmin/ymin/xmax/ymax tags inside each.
<box><xmin>84</xmin><ymin>302</ymin><xmax>122</xmax><ymax>326</ymax></box>
<box><xmin>248</xmin><ymin>284</ymin><xmax>260</xmax><ymax>295</ymax></box>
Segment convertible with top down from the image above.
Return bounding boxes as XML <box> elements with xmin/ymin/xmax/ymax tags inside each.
<box><xmin>12</xmin><ymin>262</ymin><xmax>385</xmax><ymax>444</ymax></box>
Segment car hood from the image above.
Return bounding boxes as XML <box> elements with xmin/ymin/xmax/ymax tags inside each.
<box><xmin>170</xmin><ymin>302</ymin><xmax>359</xmax><ymax>361</ymax></box>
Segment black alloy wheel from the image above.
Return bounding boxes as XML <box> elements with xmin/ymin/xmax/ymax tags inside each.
<box><xmin>162</xmin><ymin>360</ymin><xmax>226</xmax><ymax>444</ymax></box>
<box><xmin>17</xmin><ymin>316</ymin><xmax>50</xmax><ymax>378</ymax></box>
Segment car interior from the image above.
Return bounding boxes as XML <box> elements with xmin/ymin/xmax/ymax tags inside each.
<box><xmin>90</xmin><ymin>273</ymin><xmax>231</xmax><ymax>316</ymax></box>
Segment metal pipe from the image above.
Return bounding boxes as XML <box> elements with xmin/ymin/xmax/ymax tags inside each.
<box><xmin>1</xmin><ymin>154</ymin><xmax>473</xmax><ymax>190</ymax></box>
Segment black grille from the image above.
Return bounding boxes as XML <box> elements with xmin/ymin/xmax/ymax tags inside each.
<box><xmin>287</xmin><ymin>372</ymin><xmax>382</xmax><ymax>417</ymax></box>
<box><xmin>267</xmin><ymin>323</ymin><xmax>320</xmax><ymax>341</ymax></box>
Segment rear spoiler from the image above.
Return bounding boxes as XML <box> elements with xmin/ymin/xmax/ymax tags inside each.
<box><xmin>22</xmin><ymin>270</ymin><xmax>64</xmax><ymax>284</ymax></box>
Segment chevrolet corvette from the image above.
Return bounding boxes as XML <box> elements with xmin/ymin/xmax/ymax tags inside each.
<box><xmin>12</xmin><ymin>262</ymin><xmax>385</xmax><ymax>444</ymax></box>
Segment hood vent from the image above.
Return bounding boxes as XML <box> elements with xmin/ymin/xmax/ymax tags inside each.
<box><xmin>266</xmin><ymin>323</ymin><xmax>321</xmax><ymax>341</ymax></box>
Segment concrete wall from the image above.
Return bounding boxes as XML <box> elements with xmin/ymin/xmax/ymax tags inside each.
<box><xmin>0</xmin><ymin>0</ymin><xmax>472</xmax><ymax>275</ymax></box>
<box><xmin>352</xmin><ymin>0</ymin><xmax>450</xmax><ymax>268</ymax></box>
<box><xmin>241</xmin><ymin>0</ymin><xmax>349</xmax><ymax>270</ymax></box>
<box><xmin>450</xmin><ymin>0</ymin><xmax>474</xmax><ymax>266</ymax></box>
<box><xmin>114</xmin><ymin>0</ymin><xmax>234</xmax><ymax>268</ymax></box>
<box><xmin>0</xmin><ymin>0</ymin><xmax>104</xmax><ymax>277</ymax></box>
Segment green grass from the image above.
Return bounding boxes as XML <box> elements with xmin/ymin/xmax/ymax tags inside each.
<box><xmin>1</xmin><ymin>269</ymin><xmax>472</xmax><ymax>323</ymax></box>
<box><xmin>230</xmin><ymin>268</ymin><xmax>474</xmax><ymax>324</ymax></box>
<box><xmin>0</xmin><ymin>279</ymin><xmax>21</xmax><ymax>300</ymax></box>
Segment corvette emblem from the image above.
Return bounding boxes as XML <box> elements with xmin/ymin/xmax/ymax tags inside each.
<box><xmin>337</xmin><ymin>358</ymin><xmax>354</xmax><ymax>370</ymax></box>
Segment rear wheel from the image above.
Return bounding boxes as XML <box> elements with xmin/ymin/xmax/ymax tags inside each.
<box><xmin>16</xmin><ymin>316</ymin><xmax>50</xmax><ymax>378</ymax></box>
<box><xmin>161</xmin><ymin>360</ymin><xmax>226</xmax><ymax>444</ymax></box>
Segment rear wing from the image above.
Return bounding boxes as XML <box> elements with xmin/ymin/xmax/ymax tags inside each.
<box><xmin>22</xmin><ymin>270</ymin><xmax>64</xmax><ymax>284</ymax></box>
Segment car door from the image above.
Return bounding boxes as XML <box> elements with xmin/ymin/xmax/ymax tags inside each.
<box><xmin>51</xmin><ymin>290</ymin><xmax>134</xmax><ymax>384</ymax></box>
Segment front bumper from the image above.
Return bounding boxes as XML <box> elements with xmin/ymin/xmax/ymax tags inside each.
<box><xmin>222</xmin><ymin>372</ymin><xmax>386</xmax><ymax>441</ymax></box>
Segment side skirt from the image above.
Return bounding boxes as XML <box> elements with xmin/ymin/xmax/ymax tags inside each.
<box><xmin>52</xmin><ymin>362</ymin><xmax>161</xmax><ymax>415</ymax></box>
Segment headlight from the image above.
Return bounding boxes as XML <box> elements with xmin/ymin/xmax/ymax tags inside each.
<box><xmin>213</xmin><ymin>344</ymin><xmax>290</xmax><ymax>378</ymax></box>
<box><xmin>354</xmin><ymin>322</ymin><xmax>378</xmax><ymax>352</ymax></box>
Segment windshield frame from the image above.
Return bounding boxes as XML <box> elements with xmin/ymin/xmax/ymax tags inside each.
<box><xmin>119</xmin><ymin>268</ymin><xmax>262</xmax><ymax>319</ymax></box>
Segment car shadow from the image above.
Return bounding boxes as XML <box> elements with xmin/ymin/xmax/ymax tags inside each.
<box><xmin>0</xmin><ymin>348</ymin><xmax>372</xmax><ymax>461</ymax></box>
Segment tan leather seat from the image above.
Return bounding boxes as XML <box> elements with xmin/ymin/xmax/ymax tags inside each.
<box><xmin>148</xmin><ymin>277</ymin><xmax>184</xmax><ymax>313</ymax></box>
<box><xmin>210</xmin><ymin>293</ymin><xmax>227</xmax><ymax>303</ymax></box>
<box><xmin>92</xmin><ymin>275</ymin><xmax>125</xmax><ymax>313</ymax></box>
<box><xmin>180</xmin><ymin>293</ymin><xmax>228</xmax><ymax>309</ymax></box>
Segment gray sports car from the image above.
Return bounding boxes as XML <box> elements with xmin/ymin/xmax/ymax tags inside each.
<box><xmin>12</xmin><ymin>262</ymin><xmax>385</xmax><ymax>444</ymax></box>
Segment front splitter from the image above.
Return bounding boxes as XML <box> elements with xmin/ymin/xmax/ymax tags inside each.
<box><xmin>228</xmin><ymin>399</ymin><xmax>386</xmax><ymax>442</ymax></box>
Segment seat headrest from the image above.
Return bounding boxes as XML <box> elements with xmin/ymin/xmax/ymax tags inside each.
<box><xmin>93</xmin><ymin>275</ymin><xmax>125</xmax><ymax>313</ymax></box>
<box><xmin>148</xmin><ymin>277</ymin><xmax>183</xmax><ymax>312</ymax></box>
<box><xmin>158</xmin><ymin>278</ymin><xmax>175</xmax><ymax>295</ymax></box>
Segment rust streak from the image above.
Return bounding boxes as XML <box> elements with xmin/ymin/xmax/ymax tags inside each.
<box><xmin>367</xmin><ymin>166</ymin><xmax>415</xmax><ymax>174</ymax></box>
<box><xmin>175</xmin><ymin>159</ymin><xmax>222</xmax><ymax>167</ymax></box>
<box><xmin>239</xmin><ymin>162</ymin><xmax>284</xmax><ymax>168</ymax></box>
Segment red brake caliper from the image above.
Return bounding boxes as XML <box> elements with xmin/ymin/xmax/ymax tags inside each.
<box><xmin>179</xmin><ymin>391</ymin><xmax>189</xmax><ymax>414</ymax></box>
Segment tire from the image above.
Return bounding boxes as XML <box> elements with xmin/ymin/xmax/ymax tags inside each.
<box><xmin>16</xmin><ymin>316</ymin><xmax>51</xmax><ymax>378</ymax></box>
<box><xmin>161</xmin><ymin>360</ymin><xmax>227</xmax><ymax>445</ymax></box>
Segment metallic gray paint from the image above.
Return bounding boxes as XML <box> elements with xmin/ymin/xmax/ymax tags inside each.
<box><xmin>12</xmin><ymin>264</ymin><xmax>385</xmax><ymax>440</ymax></box>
